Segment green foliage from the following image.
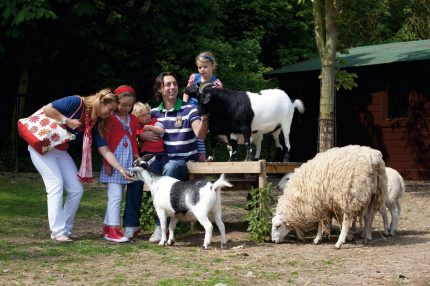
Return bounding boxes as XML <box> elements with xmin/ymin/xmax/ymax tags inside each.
<box><xmin>246</xmin><ymin>183</ymin><xmax>275</xmax><ymax>242</ymax></box>
<box><xmin>139</xmin><ymin>191</ymin><xmax>157</xmax><ymax>231</ymax></box>
<box><xmin>335</xmin><ymin>69</ymin><xmax>358</xmax><ymax>91</ymax></box>
<box><xmin>0</xmin><ymin>0</ymin><xmax>57</xmax><ymax>25</ymax></box>
<box><xmin>1</xmin><ymin>0</ymin><xmax>428</xmax><ymax>171</ymax></box>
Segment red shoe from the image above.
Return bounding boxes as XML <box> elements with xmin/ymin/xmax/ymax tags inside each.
<box><xmin>103</xmin><ymin>225</ymin><xmax>109</xmax><ymax>236</ymax></box>
<box><xmin>103</xmin><ymin>226</ymin><xmax>129</xmax><ymax>243</ymax></box>
<box><xmin>115</xmin><ymin>227</ymin><xmax>125</xmax><ymax>236</ymax></box>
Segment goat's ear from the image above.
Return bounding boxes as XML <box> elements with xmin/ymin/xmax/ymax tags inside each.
<box><xmin>202</xmin><ymin>92</ymin><xmax>212</xmax><ymax>104</ymax></box>
<box><xmin>141</xmin><ymin>154</ymin><xmax>156</xmax><ymax>162</ymax></box>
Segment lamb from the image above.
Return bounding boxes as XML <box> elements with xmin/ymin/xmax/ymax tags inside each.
<box><xmin>183</xmin><ymin>83</ymin><xmax>304</xmax><ymax>162</ymax></box>
<box><xmin>128</xmin><ymin>155</ymin><xmax>232</xmax><ymax>249</ymax></box>
<box><xmin>271</xmin><ymin>145</ymin><xmax>387</xmax><ymax>249</ymax></box>
<box><xmin>350</xmin><ymin>167</ymin><xmax>405</xmax><ymax>237</ymax></box>
<box><xmin>380</xmin><ymin>167</ymin><xmax>405</xmax><ymax>236</ymax></box>
<box><xmin>276</xmin><ymin>171</ymin><xmax>294</xmax><ymax>192</ymax></box>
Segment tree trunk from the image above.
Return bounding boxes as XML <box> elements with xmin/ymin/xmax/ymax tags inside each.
<box><xmin>318</xmin><ymin>64</ymin><xmax>335</xmax><ymax>152</ymax></box>
<box><xmin>312</xmin><ymin>0</ymin><xmax>338</xmax><ymax>153</ymax></box>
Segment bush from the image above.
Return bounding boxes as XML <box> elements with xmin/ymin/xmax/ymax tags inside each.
<box><xmin>246</xmin><ymin>183</ymin><xmax>275</xmax><ymax>242</ymax></box>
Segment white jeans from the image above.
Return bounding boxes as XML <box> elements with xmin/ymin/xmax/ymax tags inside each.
<box><xmin>104</xmin><ymin>183</ymin><xmax>125</xmax><ymax>226</ymax></box>
<box><xmin>28</xmin><ymin>146</ymin><xmax>84</xmax><ymax>239</ymax></box>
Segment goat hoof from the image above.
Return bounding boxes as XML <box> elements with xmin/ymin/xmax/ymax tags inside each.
<box><xmin>167</xmin><ymin>240</ymin><xmax>175</xmax><ymax>245</ymax></box>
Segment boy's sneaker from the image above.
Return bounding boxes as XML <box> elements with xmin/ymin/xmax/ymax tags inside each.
<box><xmin>148</xmin><ymin>225</ymin><xmax>162</xmax><ymax>243</ymax></box>
<box><xmin>124</xmin><ymin>226</ymin><xmax>141</xmax><ymax>239</ymax></box>
<box><xmin>103</xmin><ymin>226</ymin><xmax>129</xmax><ymax>243</ymax></box>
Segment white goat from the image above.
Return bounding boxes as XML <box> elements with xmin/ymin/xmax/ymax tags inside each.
<box><xmin>129</xmin><ymin>156</ymin><xmax>232</xmax><ymax>249</ymax></box>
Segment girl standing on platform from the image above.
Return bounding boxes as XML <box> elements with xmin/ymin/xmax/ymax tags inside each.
<box><xmin>183</xmin><ymin>51</ymin><xmax>223</xmax><ymax>162</ymax></box>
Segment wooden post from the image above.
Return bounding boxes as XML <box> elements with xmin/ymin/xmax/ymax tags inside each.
<box><xmin>258</xmin><ymin>160</ymin><xmax>266</xmax><ymax>189</ymax></box>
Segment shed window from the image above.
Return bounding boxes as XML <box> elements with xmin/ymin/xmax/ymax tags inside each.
<box><xmin>387</xmin><ymin>81</ymin><xmax>409</xmax><ymax>119</ymax></box>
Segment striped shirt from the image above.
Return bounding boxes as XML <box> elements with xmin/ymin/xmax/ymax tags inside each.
<box><xmin>151</xmin><ymin>99</ymin><xmax>200</xmax><ymax>161</ymax></box>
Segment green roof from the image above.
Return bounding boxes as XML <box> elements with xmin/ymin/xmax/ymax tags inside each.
<box><xmin>265</xmin><ymin>39</ymin><xmax>430</xmax><ymax>77</ymax></box>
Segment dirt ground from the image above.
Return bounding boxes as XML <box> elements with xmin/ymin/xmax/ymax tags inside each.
<box><xmin>92</xmin><ymin>180</ymin><xmax>430</xmax><ymax>286</ymax></box>
<box><xmin>2</xmin><ymin>179</ymin><xmax>430</xmax><ymax>285</ymax></box>
<box><xmin>215</xmin><ymin>181</ymin><xmax>430</xmax><ymax>285</ymax></box>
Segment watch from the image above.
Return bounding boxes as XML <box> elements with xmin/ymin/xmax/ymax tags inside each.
<box><xmin>60</xmin><ymin>117</ymin><xmax>68</xmax><ymax>125</ymax></box>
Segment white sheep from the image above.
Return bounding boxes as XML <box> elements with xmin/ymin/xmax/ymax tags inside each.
<box><xmin>129</xmin><ymin>155</ymin><xmax>232</xmax><ymax>249</ymax></box>
<box><xmin>380</xmin><ymin>167</ymin><xmax>405</xmax><ymax>236</ymax></box>
<box><xmin>350</xmin><ymin>167</ymin><xmax>405</xmax><ymax>237</ymax></box>
<box><xmin>276</xmin><ymin>171</ymin><xmax>294</xmax><ymax>192</ymax></box>
<box><xmin>271</xmin><ymin>145</ymin><xmax>387</xmax><ymax>249</ymax></box>
<box><xmin>281</xmin><ymin>167</ymin><xmax>405</xmax><ymax>238</ymax></box>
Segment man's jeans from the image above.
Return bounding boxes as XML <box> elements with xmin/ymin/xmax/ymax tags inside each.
<box><xmin>123</xmin><ymin>154</ymin><xmax>168</xmax><ymax>227</ymax></box>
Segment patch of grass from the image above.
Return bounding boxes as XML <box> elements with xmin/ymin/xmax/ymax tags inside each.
<box><xmin>213</xmin><ymin>257</ymin><xmax>224</xmax><ymax>263</ymax></box>
<box><xmin>158</xmin><ymin>278</ymin><xmax>195</xmax><ymax>286</ymax></box>
<box><xmin>205</xmin><ymin>272</ymin><xmax>239</xmax><ymax>286</ymax></box>
<box><xmin>258</xmin><ymin>271</ymin><xmax>281</xmax><ymax>281</ymax></box>
<box><xmin>109</xmin><ymin>273</ymin><xmax>126</xmax><ymax>284</ymax></box>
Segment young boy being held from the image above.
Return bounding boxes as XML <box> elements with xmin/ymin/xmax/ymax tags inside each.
<box><xmin>123</xmin><ymin>102</ymin><xmax>167</xmax><ymax>239</ymax></box>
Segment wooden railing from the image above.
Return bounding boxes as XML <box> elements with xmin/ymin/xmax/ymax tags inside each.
<box><xmin>187</xmin><ymin>160</ymin><xmax>301</xmax><ymax>189</ymax></box>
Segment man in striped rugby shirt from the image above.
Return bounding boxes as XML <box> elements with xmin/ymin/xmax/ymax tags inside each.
<box><xmin>140</xmin><ymin>71</ymin><xmax>210</xmax><ymax>242</ymax></box>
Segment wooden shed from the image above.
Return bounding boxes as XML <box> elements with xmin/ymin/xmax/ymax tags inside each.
<box><xmin>264</xmin><ymin>40</ymin><xmax>430</xmax><ymax>180</ymax></box>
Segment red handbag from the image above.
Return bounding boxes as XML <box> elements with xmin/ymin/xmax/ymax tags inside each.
<box><xmin>17</xmin><ymin>98</ymin><xmax>83</xmax><ymax>155</ymax></box>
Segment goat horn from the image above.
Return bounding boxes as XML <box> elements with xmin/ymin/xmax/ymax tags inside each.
<box><xmin>199</xmin><ymin>82</ymin><xmax>215</xmax><ymax>94</ymax></box>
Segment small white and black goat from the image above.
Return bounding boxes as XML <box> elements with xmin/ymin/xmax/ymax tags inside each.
<box><xmin>184</xmin><ymin>83</ymin><xmax>304</xmax><ymax>161</ymax></box>
<box><xmin>128</xmin><ymin>155</ymin><xmax>232</xmax><ymax>249</ymax></box>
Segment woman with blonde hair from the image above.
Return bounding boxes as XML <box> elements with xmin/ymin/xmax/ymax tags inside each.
<box><xmin>26</xmin><ymin>88</ymin><xmax>132</xmax><ymax>242</ymax></box>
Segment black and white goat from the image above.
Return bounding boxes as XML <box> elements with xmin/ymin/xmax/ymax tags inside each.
<box><xmin>184</xmin><ymin>83</ymin><xmax>304</xmax><ymax>161</ymax></box>
<box><xmin>129</xmin><ymin>155</ymin><xmax>232</xmax><ymax>249</ymax></box>
<box><xmin>213</xmin><ymin>126</ymin><xmax>287</xmax><ymax>162</ymax></box>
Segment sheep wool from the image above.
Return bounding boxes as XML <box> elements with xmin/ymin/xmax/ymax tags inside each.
<box><xmin>274</xmin><ymin>145</ymin><xmax>387</xmax><ymax>247</ymax></box>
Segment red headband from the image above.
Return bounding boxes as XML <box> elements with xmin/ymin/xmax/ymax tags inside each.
<box><xmin>114</xmin><ymin>85</ymin><xmax>135</xmax><ymax>95</ymax></box>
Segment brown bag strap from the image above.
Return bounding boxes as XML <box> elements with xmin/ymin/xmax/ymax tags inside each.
<box><xmin>70</xmin><ymin>96</ymin><xmax>83</xmax><ymax>119</ymax></box>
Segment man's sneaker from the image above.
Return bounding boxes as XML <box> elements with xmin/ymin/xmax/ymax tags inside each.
<box><xmin>103</xmin><ymin>226</ymin><xmax>129</xmax><ymax>243</ymax></box>
<box><xmin>148</xmin><ymin>225</ymin><xmax>162</xmax><ymax>243</ymax></box>
<box><xmin>124</xmin><ymin>226</ymin><xmax>141</xmax><ymax>239</ymax></box>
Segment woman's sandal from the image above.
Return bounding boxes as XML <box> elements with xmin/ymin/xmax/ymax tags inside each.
<box><xmin>53</xmin><ymin>235</ymin><xmax>73</xmax><ymax>243</ymax></box>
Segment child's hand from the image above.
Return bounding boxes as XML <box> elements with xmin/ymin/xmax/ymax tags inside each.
<box><xmin>139</xmin><ymin>130</ymin><xmax>161</xmax><ymax>142</ymax></box>
<box><xmin>105</xmin><ymin>165</ymin><xmax>113</xmax><ymax>176</ymax></box>
<box><xmin>133</xmin><ymin>156</ymin><xmax>141</xmax><ymax>167</ymax></box>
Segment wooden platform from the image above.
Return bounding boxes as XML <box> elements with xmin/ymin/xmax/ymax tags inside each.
<box><xmin>187</xmin><ymin>160</ymin><xmax>301</xmax><ymax>189</ymax></box>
